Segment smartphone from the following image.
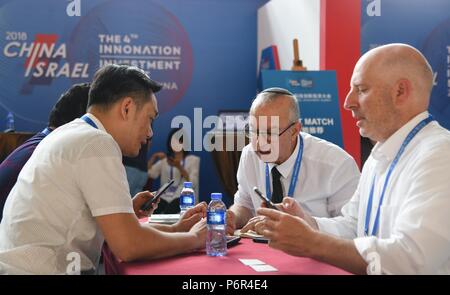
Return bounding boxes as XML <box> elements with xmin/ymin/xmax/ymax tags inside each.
<box><xmin>253</xmin><ymin>187</ymin><xmax>279</xmax><ymax>210</ymax></box>
<box><xmin>252</xmin><ymin>237</ymin><xmax>269</xmax><ymax>244</ymax></box>
<box><xmin>140</xmin><ymin>179</ymin><xmax>175</xmax><ymax>211</ymax></box>
<box><xmin>226</xmin><ymin>236</ymin><xmax>241</xmax><ymax>248</ymax></box>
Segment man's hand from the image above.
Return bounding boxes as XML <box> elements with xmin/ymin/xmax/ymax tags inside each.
<box><xmin>132</xmin><ymin>191</ymin><xmax>159</xmax><ymax>219</ymax></box>
<box><xmin>240</xmin><ymin>199</ymin><xmax>282</xmax><ymax>234</ymax></box>
<box><xmin>238</xmin><ymin>198</ymin><xmax>306</xmax><ymax>235</ymax></box>
<box><xmin>189</xmin><ymin>218</ymin><xmax>207</xmax><ymax>249</ymax></box>
<box><xmin>226</xmin><ymin>210</ymin><xmax>236</xmax><ymax>235</ymax></box>
<box><xmin>257</xmin><ymin>207</ymin><xmax>318</xmax><ymax>257</ymax></box>
<box><xmin>273</xmin><ymin>197</ymin><xmax>318</xmax><ymax>230</ymax></box>
<box><xmin>172</xmin><ymin>202</ymin><xmax>207</xmax><ymax>232</ymax></box>
<box><xmin>274</xmin><ymin>197</ymin><xmax>304</xmax><ymax>216</ymax></box>
<box><xmin>241</xmin><ymin>215</ymin><xmax>266</xmax><ymax>235</ymax></box>
<box><xmin>257</xmin><ymin>207</ymin><xmax>368</xmax><ymax>274</ymax></box>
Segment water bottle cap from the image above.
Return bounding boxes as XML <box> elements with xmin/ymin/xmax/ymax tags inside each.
<box><xmin>211</xmin><ymin>193</ymin><xmax>222</xmax><ymax>200</ymax></box>
<box><xmin>183</xmin><ymin>182</ymin><xmax>193</xmax><ymax>188</ymax></box>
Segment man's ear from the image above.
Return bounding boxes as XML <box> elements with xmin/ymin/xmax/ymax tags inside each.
<box><xmin>120</xmin><ymin>97</ymin><xmax>134</xmax><ymax>119</ymax></box>
<box><xmin>292</xmin><ymin>121</ymin><xmax>301</xmax><ymax>137</ymax></box>
<box><xmin>393</xmin><ymin>79</ymin><xmax>411</xmax><ymax>106</ymax></box>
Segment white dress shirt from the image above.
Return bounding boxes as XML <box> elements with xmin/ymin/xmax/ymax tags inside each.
<box><xmin>234</xmin><ymin>132</ymin><xmax>360</xmax><ymax>217</ymax></box>
<box><xmin>0</xmin><ymin>114</ymin><xmax>134</xmax><ymax>274</ymax></box>
<box><xmin>148</xmin><ymin>155</ymin><xmax>200</xmax><ymax>203</ymax></box>
<box><xmin>315</xmin><ymin>111</ymin><xmax>450</xmax><ymax>274</ymax></box>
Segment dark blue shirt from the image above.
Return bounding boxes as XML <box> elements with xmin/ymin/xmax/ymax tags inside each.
<box><xmin>0</xmin><ymin>131</ymin><xmax>47</xmax><ymax>220</ymax></box>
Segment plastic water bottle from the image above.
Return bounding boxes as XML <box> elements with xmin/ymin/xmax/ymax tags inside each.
<box><xmin>206</xmin><ymin>193</ymin><xmax>227</xmax><ymax>257</ymax></box>
<box><xmin>179</xmin><ymin>182</ymin><xmax>195</xmax><ymax>214</ymax></box>
<box><xmin>5</xmin><ymin>112</ymin><xmax>14</xmax><ymax>132</ymax></box>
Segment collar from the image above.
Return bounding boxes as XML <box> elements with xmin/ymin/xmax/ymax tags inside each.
<box><xmin>83</xmin><ymin>113</ymin><xmax>107</xmax><ymax>132</ymax></box>
<box><xmin>371</xmin><ymin>111</ymin><xmax>429</xmax><ymax>162</ymax></box>
<box><xmin>267</xmin><ymin>135</ymin><xmax>300</xmax><ymax>179</ymax></box>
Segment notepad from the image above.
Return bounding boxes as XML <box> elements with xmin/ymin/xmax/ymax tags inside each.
<box><xmin>148</xmin><ymin>214</ymin><xmax>180</xmax><ymax>224</ymax></box>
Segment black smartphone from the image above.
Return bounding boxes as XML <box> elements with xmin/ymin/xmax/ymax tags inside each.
<box><xmin>226</xmin><ymin>236</ymin><xmax>241</xmax><ymax>248</ymax></box>
<box><xmin>253</xmin><ymin>187</ymin><xmax>279</xmax><ymax>210</ymax></box>
<box><xmin>252</xmin><ymin>237</ymin><xmax>269</xmax><ymax>244</ymax></box>
<box><xmin>140</xmin><ymin>179</ymin><xmax>175</xmax><ymax>211</ymax></box>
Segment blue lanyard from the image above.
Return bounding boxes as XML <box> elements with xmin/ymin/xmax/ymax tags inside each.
<box><xmin>81</xmin><ymin>114</ymin><xmax>98</xmax><ymax>129</ymax></box>
<box><xmin>265</xmin><ymin>135</ymin><xmax>304</xmax><ymax>200</ymax></box>
<box><xmin>364</xmin><ymin>115</ymin><xmax>433</xmax><ymax>236</ymax></box>
<box><xmin>42</xmin><ymin>128</ymin><xmax>51</xmax><ymax>136</ymax></box>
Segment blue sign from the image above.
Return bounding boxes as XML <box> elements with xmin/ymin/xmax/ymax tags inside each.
<box><xmin>260</xmin><ymin>70</ymin><xmax>343</xmax><ymax>148</ymax></box>
<box><xmin>0</xmin><ymin>0</ymin><xmax>193</xmax><ymax>127</ymax></box>
<box><xmin>361</xmin><ymin>0</ymin><xmax>450</xmax><ymax>130</ymax></box>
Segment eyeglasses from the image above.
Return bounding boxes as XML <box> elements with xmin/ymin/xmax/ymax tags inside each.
<box><xmin>244</xmin><ymin>121</ymin><xmax>296</xmax><ymax>142</ymax></box>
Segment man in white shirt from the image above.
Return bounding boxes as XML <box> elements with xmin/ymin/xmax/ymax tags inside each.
<box><xmin>257</xmin><ymin>43</ymin><xmax>450</xmax><ymax>274</ymax></box>
<box><xmin>0</xmin><ymin>64</ymin><xmax>206</xmax><ymax>274</ymax></box>
<box><xmin>227</xmin><ymin>88</ymin><xmax>360</xmax><ymax>235</ymax></box>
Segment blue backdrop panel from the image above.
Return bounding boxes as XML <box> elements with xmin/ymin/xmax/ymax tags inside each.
<box><xmin>260</xmin><ymin>70</ymin><xmax>343</xmax><ymax>148</ymax></box>
<box><xmin>361</xmin><ymin>0</ymin><xmax>450</xmax><ymax>130</ymax></box>
<box><xmin>0</xmin><ymin>0</ymin><xmax>268</xmax><ymax>205</ymax></box>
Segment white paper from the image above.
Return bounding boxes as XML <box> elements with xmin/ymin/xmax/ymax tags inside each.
<box><xmin>250</xmin><ymin>264</ymin><xmax>278</xmax><ymax>272</ymax></box>
<box><xmin>238</xmin><ymin>259</ymin><xmax>266</xmax><ymax>266</ymax></box>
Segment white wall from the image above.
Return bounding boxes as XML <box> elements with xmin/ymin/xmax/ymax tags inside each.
<box><xmin>257</xmin><ymin>0</ymin><xmax>321</xmax><ymax>71</ymax></box>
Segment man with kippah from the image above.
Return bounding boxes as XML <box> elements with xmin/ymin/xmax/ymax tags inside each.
<box><xmin>227</xmin><ymin>87</ymin><xmax>360</xmax><ymax>235</ymax></box>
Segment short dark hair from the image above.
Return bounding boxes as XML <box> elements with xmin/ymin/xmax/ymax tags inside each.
<box><xmin>48</xmin><ymin>83</ymin><xmax>90</xmax><ymax>128</ymax></box>
<box><xmin>88</xmin><ymin>64</ymin><xmax>162</xmax><ymax>110</ymax></box>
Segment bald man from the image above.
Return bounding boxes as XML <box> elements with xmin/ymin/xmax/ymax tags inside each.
<box><xmin>256</xmin><ymin>44</ymin><xmax>450</xmax><ymax>274</ymax></box>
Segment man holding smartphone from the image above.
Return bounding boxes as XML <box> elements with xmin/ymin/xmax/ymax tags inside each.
<box><xmin>257</xmin><ymin>44</ymin><xmax>450</xmax><ymax>274</ymax></box>
<box><xmin>0</xmin><ymin>65</ymin><xmax>206</xmax><ymax>274</ymax></box>
<box><xmin>227</xmin><ymin>88</ymin><xmax>360</xmax><ymax>235</ymax></box>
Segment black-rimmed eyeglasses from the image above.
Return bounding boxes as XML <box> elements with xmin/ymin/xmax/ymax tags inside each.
<box><xmin>244</xmin><ymin>121</ymin><xmax>296</xmax><ymax>142</ymax></box>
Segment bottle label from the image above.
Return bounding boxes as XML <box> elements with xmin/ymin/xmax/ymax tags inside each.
<box><xmin>207</xmin><ymin>212</ymin><xmax>225</xmax><ymax>225</ymax></box>
<box><xmin>180</xmin><ymin>194</ymin><xmax>194</xmax><ymax>206</ymax></box>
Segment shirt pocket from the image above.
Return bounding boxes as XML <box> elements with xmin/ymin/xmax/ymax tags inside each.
<box><xmin>379</xmin><ymin>205</ymin><xmax>401</xmax><ymax>238</ymax></box>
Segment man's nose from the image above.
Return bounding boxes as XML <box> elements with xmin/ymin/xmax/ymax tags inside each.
<box><xmin>256</xmin><ymin>135</ymin><xmax>271</xmax><ymax>148</ymax></box>
<box><xmin>344</xmin><ymin>89</ymin><xmax>356</xmax><ymax>110</ymax></box>
<box><xmin>148</xmin><ymin>126</ymin><xmax>153</xmax><ymax>139</ymax></box>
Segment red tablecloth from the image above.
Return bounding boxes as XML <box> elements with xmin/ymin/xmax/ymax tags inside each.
<box><xmin>103</xmin><ymin>238</ymin><xmax>351</xmax><ymax>275</ymax></box>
